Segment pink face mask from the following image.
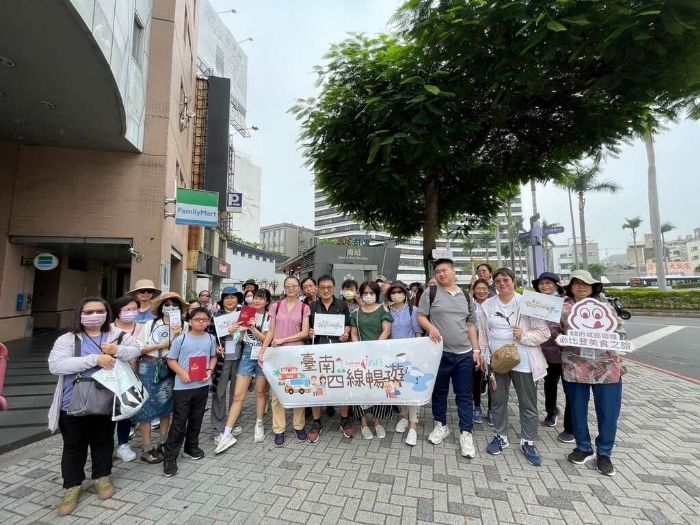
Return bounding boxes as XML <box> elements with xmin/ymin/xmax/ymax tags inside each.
<box><xmin>81</xmin><ymin>313</ymin><xmax>107</xmax><ymax>328</ymax></box>
<box><xmin>119</xmin><ymin>310</ymin><xmax>138</xmax><ymax>323</ymax></box>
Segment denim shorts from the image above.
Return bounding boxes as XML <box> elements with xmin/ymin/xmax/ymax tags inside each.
<box><xmin>237</xmin><ymin>342</ymin><xmax>264</xmax><ymax>377</ymax></box>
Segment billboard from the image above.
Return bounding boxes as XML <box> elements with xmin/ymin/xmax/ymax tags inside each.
<box><xmin>175</xmin><ymin>188</ymin><xmax>218</xmax><ymax>227</ymax></box>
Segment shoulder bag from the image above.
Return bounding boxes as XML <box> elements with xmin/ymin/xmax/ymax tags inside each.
<box><xmin>66</xmin><ymin>335</ymin><xmax>114</xmax><ymax>416</ymax></box>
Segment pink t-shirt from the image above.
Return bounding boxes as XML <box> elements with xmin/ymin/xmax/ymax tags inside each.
<box><xmin>269</xmin><ymin>298</ymin><xmax>310</xmax><ymax>346</ymax></box>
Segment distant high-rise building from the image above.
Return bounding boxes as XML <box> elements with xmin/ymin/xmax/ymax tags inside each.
<box><xmin>260</xmin><ymin>223</ymin><xmax>316</xmax><ymax>259</ymax></box>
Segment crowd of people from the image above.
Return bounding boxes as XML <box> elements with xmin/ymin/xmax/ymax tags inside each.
<box><xmin>48</xmin><ymin>263</ymin><xmax>626</xmax><ymax>515</ymax></box>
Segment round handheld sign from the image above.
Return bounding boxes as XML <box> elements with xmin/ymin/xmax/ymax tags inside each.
<box><xmin>33</xmin><ymin>253</ymin><xmax>59</xmax><ymax>271</ymax></box>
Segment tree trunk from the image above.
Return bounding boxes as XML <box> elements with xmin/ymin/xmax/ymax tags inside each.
<box><xmin>661</xmin><ymin>232</ymin><xmax>668</xmax><ymax>274</ymax></box>
<box><xmin>495</xmin><ymin>222</ymin><xmax>503</xmax><ymax>267</ymax></box>
<box><xmin>632</xmin><ymin>230</ymin><xmax>641</xmax><ymax>277</ymax></box>
<box><xmin>578</xmin><ymin>191</ymin><xmax>588</xmax><ymax>271</ymax></box>
<box><xmin>645</xmin><ymin>134</ymin><xmax>667</xmax><ymax>291</ymax></box>
<box><xmin>423</xmin><ymin>179</ymin><xmax>439</xmax><ymax>278</ymax></box>
<box><xmin>568</xmin><ymin>188</ymin><xmax>579</xmax><ymax>267</ymax></box>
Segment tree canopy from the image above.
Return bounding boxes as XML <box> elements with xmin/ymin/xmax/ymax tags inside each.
<box><xmin>292</xmin><ymin>0</ymin><xmax>700</xmax><ymax>273</ymax></box>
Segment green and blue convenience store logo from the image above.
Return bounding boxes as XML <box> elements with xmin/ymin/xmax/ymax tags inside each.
<box><xmin>175</xmin><ymin>188</ymin><xmax>219</xmax><ymax>227</ymax></box>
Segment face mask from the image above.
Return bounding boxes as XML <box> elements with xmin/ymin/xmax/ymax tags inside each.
<box><xmin>81</xmin><ymin>313</ymin><xmax>107</xmax><ymax>328</ymax></box>
<box><xmin>119</xmin><ymin>310</ymin><xmax>138</xmax><ymax>323</ymax></box>
<box><xmin>163</xmin><ymin>306</ymin><xmax>179</xmax><ymax>315</ymax></box>
<box><xmin>342</xmin><ymin>290</ymin><xmax>356</xmax><ymax>300</ymax></box>
<box><xmin>362</xmin><ymin>294</ymin><xmax>376</xmax><ymax>305</ymax></box>
<box><xmin>391</xmin><ymin>292</ymin><xmax>405</xmax><ymax>303</ymax></box>
<box><xmin>245</xmin><ymin>296</ymin><xmax>254</xmax><ymax>305</ymax></box>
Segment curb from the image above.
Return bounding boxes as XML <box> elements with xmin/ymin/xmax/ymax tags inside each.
<box><xmin>629</xmin><ymin>309</ymin><xmax>700</xmax><ymax>318</ymax></box>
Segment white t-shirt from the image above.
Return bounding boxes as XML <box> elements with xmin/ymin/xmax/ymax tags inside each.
<box><xmin>481</xmin><ymin>295</ymin><xmax>531</xmax><ymax>373</ymax></box>
<box><xmin>244</xmin><ymin>313</ymin><xmax>270</xmax><ymax>346</ymax></box>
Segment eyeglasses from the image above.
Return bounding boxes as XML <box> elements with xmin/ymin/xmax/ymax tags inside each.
<box><xmin>121</xmin><ymin>307</ymin><xmax>138</xmax><ymax>312</ymax></box>
<box><xmin>284</xmin><ymin>285</ymin><xmax>299</xmax><ymax>290</ymax></box>
<box><xmin>199</xmin><ymin>293</ymin><xmax>210</xmax><ymax>297</ymax></box>
<box><xmin>162</xmin><ymin>301</ymin><xmax>176</xmax><ymax>306</ymax></box>
<box><xmin>191</xmin><ymin>318</ymin><xmax>210</xmax><ymax>323</ymax></box>
<box><xmin>136</xmin><ymin>289</ymin><xmax>154</xmax><ymax>294</ymax></box>
<box><xmin>318</xmin><ymin>286</ymin><xmax>334</xmax><ymax>291</ymax></box>
<box><xmin>82</xmin><ymin>309</ymin><xmax>107</xmax><ymax>315</ymax></box>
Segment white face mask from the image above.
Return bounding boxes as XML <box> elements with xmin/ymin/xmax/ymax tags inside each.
<box><xmin>391</xmin><ymin>292</ymin><xmax>405</xmax><ymax>304</ymax></box>
<box><xmin>362</xmin><ymin>294</ymin><xmax>376</xmax><ymax>305</ymax></box>
<box><xmin>245</xmin><ymin>295</ymin><xmax>254</xmax><ymax>305</ymax></box>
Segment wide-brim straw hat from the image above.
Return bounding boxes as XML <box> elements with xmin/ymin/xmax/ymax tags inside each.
<box><xmin>564</xmin><ymin>270</ymin><xmax>604</xmax><ymax>296</ymax></box>
<box><xmin>127</xmin><ymin>279</ymin><xmax>162</xmax><ymax>297</ymax></box>
<box><xmin>150</xmin><ymin>291</ymin><xmax>189</xmax><ymax>314</ymax></box>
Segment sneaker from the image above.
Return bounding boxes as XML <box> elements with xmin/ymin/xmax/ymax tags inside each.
<box><xmin>183</xmin><ymin>447</ymin><xmax>205</xmax><ymax>460</ymax></box>
<box><xmin>405</xmin><ymin>428</ymin><xmax>417</xmax><ymax>446</ymax></box>
<box><xmin>486</xmin><ymin>434</ymin><xmax>509</xmax><ymax>455</ymax></box>
<box><xmin>57</xmin><ymin>486</ymin><xmax>81</xmax><ymax>516</ymax></box>
<box><xmin>596</xmin><ymin>455</ymin><xmax>616</xmax><ymax>476</ymax></box>
<box><xmin>460</xmin><ymin>431</ymin><xmax>476</xmax><ymax>458</ymax></box>
<box><xmin>215</xmin><ymin>434</ymin><xmax>237</xmax><ymax>454</ymax></box>
<box><xmin>568</xmin><ymin>448</ymin><xmax>594</xmax><ymax>465</ymax></box>
<box><xmin>308</xmin><ymin>421</ymin><xmax>322</xmax><ymax>443</ymax></box>
<box><xmin>156</xmin><ymin>442</ymin><xmax>165</xmax><ymax>456</ymax></box>
<box><xmin>274</xmin><ymin>433</ymin><xmax>285</xmax><ymax>447</ymax></box>
<box><xmin>151</xmin><ymin>419</ymin><xmax>160</xmax><ymax>430</ymax></box>
<box><xmin>326</xmin><ymin>406</ymin><xmax>336</xmax><ymax>417</ymax></box>
<box><xmin>395</xmin><ymin>417</ymin><xmax>409</xmax><ymax>433</ymax></box>
<box><xmin>521</xmin><ymin>442</ymin><xmax>542</xmax><ymax>466</ymax></box>
<box><xmin>214</xmin><ymin>434</ymin><xmax>223</xmax><ymax>445</ymax></box>
<box><xmin>375</xmin><ymin>424</ymin><xmax>386</xmax><ymax>439</ymax></box>
<box><xmin>428</xmin><ymin>422</ymin><xmax>449</xmax><ymax>445</ymax></box>
<box><xmin>163</xmin><ymin>460</ymin><xmax>178</xmax><ymax>477</ymax></box>
<box><xmin>473</xmin><ymin>407</ymin><xmax>483</xmax><ymax>425</ymax></box>
<box><xmin>295</xmin><ymin>429</ymin><xmax>308</xmax><ymax>442</ymax></box>
<box><xmin>232</xmin><ymin>426</ymin><xmax>243</xmax><ymax>436</ymax></box>
<box><xmin>544</xmin><ymin>413</ymin><xmax>558</xmax><ymax>427</ymax></box>
<box><xmin>140</xmin><ymin>447</ymin><xmax>163</xmax><ymax>464</ymax></box>
<box><xmin>481</xmin><ymin>378</ymin><xmax>488</xmax><ymax>397</ymax></box>
<box><xmin>488</xmin><ymin>412</ymin><xmax>494</xmax><ymax>427</ymax></box>
<box><xmin>557</xmin><ymin>431</ymin><xmax>575</xmax><ymax>443</ymax></box>
<box><xmin>340</xmin><ymin>417</ymin><xmax>355</xmax><ymax>438</ymax></box>
<box><xmin>129</xmin><ymin>427</ymin><xmax>136</xmax><ymax>440</ymax></box>
<box><xmin>254</xmin><ymin>423</ymin><xmax>265</xmax><ymax>443</ymax></box>
<box><xmin>361</xmin><ymin>426</ymin><xmax>373</xmax><ymax>440</ymax></box>
<box><xmin>116</xmin><ymin>444</ymin><xmax>136</xmax><ymax>462</ymax></box>
<box><xmin>94</xmin><ymin>476</ymin><xmax>115</xmax><ymax>500</ymax></box>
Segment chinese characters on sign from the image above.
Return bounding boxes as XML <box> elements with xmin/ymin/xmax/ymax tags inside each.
<box><xmin>520</xmin><ymin>290</ymin><xmax>565</xmax><ymax>323</ymax></box>
<box><xmin>262</xmin><ymin>338</ymin><xmax>443</xmax><ymax>408</ymax></box>
<box><xmin>555</xmin><ymin>298</ymin><xmax>635</xmax><ymax>354</ymax></box>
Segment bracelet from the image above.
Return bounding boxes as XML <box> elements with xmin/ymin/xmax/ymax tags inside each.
<box><xmin>473</xmin><ymin>349</ymin><xmax>481</xmax><ymax>353</ymax></box>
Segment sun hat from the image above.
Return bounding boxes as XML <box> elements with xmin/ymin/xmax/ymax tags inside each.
<box><xmin>532</xmin><ymin>272</ymin><xmax>564</xmax><ymax>294</ymax></box>
<box><xmin>564</xmin><ymin>270</ymin><xmax>604</xmax><ymax>296</ymax></box>
<box><xmin>243</xmin><ymin>279</ymin><xmax>259</xmax><ymax>291</ymax></box>
<box><xmin>375</xmin><ymin>275</ymin><xmax>388</xmax><ymax>284</ymax></box>
<box><xmin>219</xmin><ymin>286</ymin><xmax>244</xmax><ymax>305</ymax></box>
<box><xmin>386</xmin><ymin>280</ymin><xmax>409</xmax><ymax>301</ymax></box>
<box><xmin>127</xmin><ymin>279</ymin><xmax>162</xmax><ymax>297</ymax></box>
<box><xmin>150</xmin><ymin>291</ymin><xmax>188</xmax><ymax>314</ymax></box>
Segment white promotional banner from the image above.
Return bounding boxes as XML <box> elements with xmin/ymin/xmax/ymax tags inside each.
<box><xmin>261</xmin><ymin>337</ymin><xmax>443</xmax><ymax>408</ymax></box>
<box><xmin>520</xmin><ymin>289</ymin><xmax>565</xmax><ymax>323</ymax></box>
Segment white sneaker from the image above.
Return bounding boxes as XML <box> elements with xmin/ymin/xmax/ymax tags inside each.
<box><xmin>428</xmin><ymin>422</ymin><xmax>449</xmax><ymax>445</ymax></box>
<box><xmin>232</xmin><ymin>426</ymin><xmax>243</xmax><ymax>436</ymax></box>
<box><xmin>254</xmin><ymin>423</ymin><xmax>265</xmax><ymax>443</ymax></box>
<box><xmin>214</xmin><ymin>434</ymin><xmax>223</xmax><ymax>445</ymax></box>
<box><xmin>116</xmin><ymin>444</ymin><xmax>136</xmax><ymax>462</ymax></box>
<box><xmin>214</xmin><ymin>434</ymin><xmax>237</xmax><ymax>454</ymax></box>
<box><xmin>395</xmin><ymin>418</ymin><xmax>409</xmax><ymax>433</ymax></box>
<box><xmin>460</xmin><ymin>431</ymin><xmax>476</xmax><ymax>458</ymax></box>
<box><xmin>375</xmin><ymin>425</ymin><xmax>386</xmax><ymax>439</ymax></box>
<box><xmin>405</xmin><ymin>428</ymin><xmax>417</xmax><ymax>446</ymax></box>
<box><xmin>361</xmin><ymin>426</ymin><xmax>373</xmax><ymax>440</ymax></box>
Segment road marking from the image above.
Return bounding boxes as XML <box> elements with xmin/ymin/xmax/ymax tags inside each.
<box><xmin>630</xmin><ymin>325</ymin><xmax>685</xmax><ymax>350</ymax></box>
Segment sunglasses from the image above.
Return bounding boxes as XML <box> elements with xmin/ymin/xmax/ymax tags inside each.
<box><xmin>136</xmin><ymin>289</ymin><xmax>154</xmax><ymax>294</ymax></box>
<box><xmin>162</xmin><ymin>301</ymin><xmax>177</xmax><ymax>307</ymax></box>
<box><xmin>191</xmin><ymin>318</ymin><xmax>210</xmax><ymax>323</ymax></box>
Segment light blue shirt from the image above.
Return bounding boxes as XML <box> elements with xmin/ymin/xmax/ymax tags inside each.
<box><xmin>167</xmin><ymin>332</ymin><xmax>217</xmax><ymax>390</ymax></box>
<box><xmin>389</xmin><ymin>304</ymin><xmax>421</xmax><ymax>339</ymax></box>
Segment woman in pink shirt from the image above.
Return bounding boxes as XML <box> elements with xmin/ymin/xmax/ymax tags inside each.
<box><xmin>258</xmin><ymin>276</ymin><xmax>310</xmax><ymax>447</ymax></box>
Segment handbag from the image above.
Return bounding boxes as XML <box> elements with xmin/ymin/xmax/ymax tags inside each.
<box><xmin>491</xmin><ymin>343</ymin><xmax>521</xmax><ymax>375</ymax></box>
<box><xmin>66</xmin><ymin>336</ymin><xmax>114</xmax><ymax>416</ymax></box>
<box><xmin>111</xmin><ymin>360</ymin><xmax>149</xmax><ymax>421</ymax></box>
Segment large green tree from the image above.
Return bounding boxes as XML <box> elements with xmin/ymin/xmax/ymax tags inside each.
<box><xmin>293</xmin><ymin>0</ymin><xmax>700</xmax><ymax>273</ymax></box>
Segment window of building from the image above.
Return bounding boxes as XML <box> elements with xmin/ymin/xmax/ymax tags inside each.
<box><xmin>132</xmin><ymin>15</ymin><xmax>145</xmax><ymax>66</ymax></box>
<box><xmin>216</xmin><ymin>46</ymin><xmax>224</xmax><ymax>76</ymax></box>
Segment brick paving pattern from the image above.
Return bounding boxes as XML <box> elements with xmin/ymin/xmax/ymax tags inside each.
<box><xmin>0</xmin><ymin>361</ymin><xmax>699</xmax><ymax>524</ymax></box>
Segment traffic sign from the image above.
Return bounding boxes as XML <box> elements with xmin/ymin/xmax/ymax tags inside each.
<box><xmin>518</xmin><ymin>232</ymin><xmax>531</xmax><ymax>241</ymax></box>
<box><xmin>543</xmin><ymin>226</ymin><xmax>565</xmax><ymax>235</ymax></box>
<box><xmin>226</xmin><ymin>192</ymin><xmax>243</xmax><ymax>213</ymax></box>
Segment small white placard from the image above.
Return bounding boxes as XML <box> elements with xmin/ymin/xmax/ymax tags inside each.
<box><xmin>168</xmin><ymin>309</ymin><xmax>182</xmax><ymax>328</ymax></box>
<box><xmin>214</xmin><ymin>311</ymin><xmax>240</xmax><ymax>339</ymax></box>
<box><xmin>314</xmin><ymin>314</ymin><xmax>345</xmax><ymax>337</ymax></box>
<box><xmin>520</xmin><ymin>289</ymin><xmax>565</xmax><ymax>323</ymax></box>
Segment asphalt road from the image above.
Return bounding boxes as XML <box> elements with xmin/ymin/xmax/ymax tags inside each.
<box><xmin>623</xmin><ymin>315</ymin><xmax>700</xmax><ymax>382</ymax></box>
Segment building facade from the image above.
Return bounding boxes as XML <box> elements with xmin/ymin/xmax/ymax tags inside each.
<box><xmin>221</xmin><ymin>241</ymin><xmax>288</xmax><ymax>295</ymax></box>
<box><xmin>230</xmin><ymin>151</ymin><xmax>261</xmax><ymax>244</ymax></box>
<box><xmin>313</xmin><ymin>189</ymin><xmax>526</xmax><ymax>285</ymax></box>
<box><xmin>552</xmin><ymin>240</ymin><xmax>601</xmax><ymax>277</ymax></box>
<box><xmin>260</xmin><ymin>223</ymin><xmax>316</xmax><ymax>259</ymax></box>
<box><xmin>0</xmin><ymin>0</ymin><xmax>201</xmax><ymax>341</ymax></box>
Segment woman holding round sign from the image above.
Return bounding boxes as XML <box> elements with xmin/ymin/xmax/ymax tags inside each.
<box><xmin>559</xmin><ymin>270</ymin><xmax>626</xmax><ymax>476</ymax></box>
<box><xmin>478</xmin><ymin>268</ymin><xmax>549</xmax><ymax>466</ymax></box>
<box><xmin>134</xmin><ymin>292</ymin><xmax>188</xmax><ymax>464</ymax></box>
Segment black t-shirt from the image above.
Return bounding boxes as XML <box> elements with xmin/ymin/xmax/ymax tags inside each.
<box><xmin>310</xmin><ymin>297</ymin><xmax>351</xmax><ymax>344</ymax></box>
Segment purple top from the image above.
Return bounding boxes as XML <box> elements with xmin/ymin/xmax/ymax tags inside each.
<box><xmin>60</xmin><ymin>332</ymin><xmax>107</xmax><ymax>411</ymax></box>
<box><xmin>389</xmin><ymin>304</ymin><xmax>421</xmax><ymax>339</ymax></box>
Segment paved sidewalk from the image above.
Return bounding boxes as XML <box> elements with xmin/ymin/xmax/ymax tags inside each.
<box><xmin>0</xmin><ymin>361</ymin><xmax>699</xmax><ymax>524</ymax></box>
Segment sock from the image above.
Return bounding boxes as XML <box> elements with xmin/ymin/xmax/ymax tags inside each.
<box><xmin>223</xmin><ymin>426</ymin><xmax>232</xmax><ymax>438</ymax></box>
<box><xmin>256</xmin><ymin>418</ymin><xmax>263</xmax><ymax>426</ymax></box>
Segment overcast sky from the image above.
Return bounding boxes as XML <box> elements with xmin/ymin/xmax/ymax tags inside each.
<box><xmin>219</xmin><ymin>0</ymin><xmax>700</xmax><ymax>255</ymax></box>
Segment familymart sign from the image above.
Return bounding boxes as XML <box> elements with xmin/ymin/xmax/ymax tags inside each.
<box><xmin>175</xmin><ymin>188</ymin><xmax>219</xmax><ymax>227</ymax></box>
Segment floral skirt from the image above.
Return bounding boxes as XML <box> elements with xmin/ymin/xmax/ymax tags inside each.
<box><xmin>131</xmin><ymin>358</ymin><xmax>174</xmax><ymax>423</ymax></box>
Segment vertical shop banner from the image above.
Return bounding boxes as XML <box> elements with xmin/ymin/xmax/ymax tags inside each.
<box><xmin>262</xmin><ymin>337</ymin><xmax>443</xmax><ymax>408</ymax></box>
